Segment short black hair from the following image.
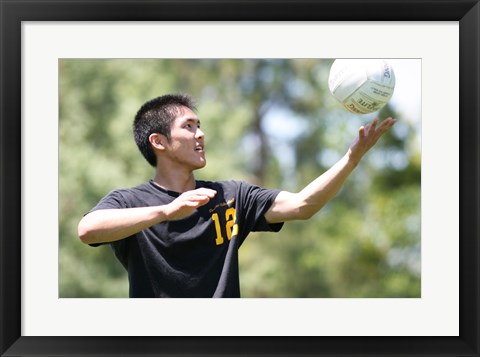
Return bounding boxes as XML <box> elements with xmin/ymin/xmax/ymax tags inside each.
<box><xmin>133</xmin><ymin>94</ymin><xmax>197</xmax><ymax>167</ymax></box>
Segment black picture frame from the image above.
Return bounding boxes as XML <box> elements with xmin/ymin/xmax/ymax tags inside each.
<box><xmin>1</xmin><ymin>0</ymin><xmax>479</xmax><ymax>356</ymax></box>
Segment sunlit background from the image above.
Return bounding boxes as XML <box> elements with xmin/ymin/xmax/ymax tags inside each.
<box><xmin>59</xmin><ymin>58</ymin><xmax>421</xmax><ymax>298</ymax></box>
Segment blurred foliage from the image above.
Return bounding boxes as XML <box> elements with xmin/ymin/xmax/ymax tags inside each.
<box><xmin>59</xmin><ymin>59</ymin><xmax>421</xmax><ymax>298</ymax></box>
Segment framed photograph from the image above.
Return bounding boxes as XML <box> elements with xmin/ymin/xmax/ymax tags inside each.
<box><xmin>1</xmin><ymin>0</ymin><xmax>479</xmax><ymax>356</ymax></box>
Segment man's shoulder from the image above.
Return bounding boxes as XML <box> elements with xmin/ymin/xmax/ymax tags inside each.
<box><xmin>104</xmin><ymin>181</ymin><xmax>167</xmax><ymax>205</ymax></box>
<box><xmin>108</xmin><ymin>181</ymin><xmax>154</xmax><ymax>195</ymax></box>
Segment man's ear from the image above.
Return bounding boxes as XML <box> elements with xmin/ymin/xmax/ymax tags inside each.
<box><xmin>149</xmin><ymin>133</ymin><xmax>166</xmax><ymax>150</ymax></box>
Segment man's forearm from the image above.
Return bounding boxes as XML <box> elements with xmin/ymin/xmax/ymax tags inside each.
<box><xmin>78</xmin><ymin>206</ymin><xmax>168</xmax><ymax>245</ymax></box>
<box><xmin>265</xmin><ymin>153</ymin><xmax>359</xmax><ymax>223</ymax></box>
<box><xmin>295</xmin><ymin>153</ymin><xmax>358</xmax><ymax>219</ymax></box>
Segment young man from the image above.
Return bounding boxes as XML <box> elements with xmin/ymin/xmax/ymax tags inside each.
<box><xmin>78</xmin><ymin>93</ymin><xmax>396</xmax><ymax>298</ymax></box>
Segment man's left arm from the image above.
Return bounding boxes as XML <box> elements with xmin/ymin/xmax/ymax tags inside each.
<box><xmin>264</xmin><ymin>117</ymin><xmax>396</xmax><ymax>224</ymax></box>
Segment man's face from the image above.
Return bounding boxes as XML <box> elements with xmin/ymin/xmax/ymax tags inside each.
<box><xmin>163</xmin><ymin>106</ymin><xmax>206</xmax><ymax>171</ymax></box>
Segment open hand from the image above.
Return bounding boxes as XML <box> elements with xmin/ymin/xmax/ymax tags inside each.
<box><xmin>164</xmin><ymin>188</ymin><xmax>217</xmax><ymax>221</ymax></box>
<box><xmin>348</xmin><ymin>117</ymin><xmax>397</xmax><ymax>165</ymax></box>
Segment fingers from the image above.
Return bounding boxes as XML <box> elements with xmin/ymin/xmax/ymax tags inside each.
<box><xmin>196</xmin><ymin>188</ymin><xmax>217</xmax><ymax>198</ymax></box>
<box><xmin>359</xmin><ymin>126</ymin><xmax>366</xmax><ymax>139</ymax></box>
<box><xmin>191</xmin><ymin>188</ymin><xmax>217</xmax><ymax>201</ymax></box>
<box><xmin>367</xmin><ymin>117</ymin><xmax>396</xmax><ymax>137</ymax></box>
<box><xmin>166</xmin><ymin>188</ymin><xmax>217</xmax><ymax>220</ymax></box>
<box><xmin>350</xmin><ymin>117</ymin><xmax>397</xmax><ymax>163</ymax></box>
<box><xmin>377</xmin><ymin>117</ymin><xmax>396</xmax><ymax>129</ymax></box>
<box><xmin>360</xmin><ymin>118</ymin><xmax>381</xmax><ymax>140</ymax></box>
<box><xmin>377</xmin><ymin>117</ymin><xmax>396</xmax><ymax>136</ymax></box>
<box><xmin>179</xmin><ymin>188</ymin><xmax>217</xmax><ymax>207</ymax></box>
<box><xmin>369</xmin><ymin>117</ymin><xmax>379</xmax><ymax>133</ymax></box>
<box><xmin>357</xmin><ymin>117</ymin><xmax>396</xmax><ymax>148</ymax></box>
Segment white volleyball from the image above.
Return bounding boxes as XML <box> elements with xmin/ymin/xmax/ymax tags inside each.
<box><xmin>328</xmin><ymin>59</ymin><xmax>396</xmax><ymax>114</ymax></box>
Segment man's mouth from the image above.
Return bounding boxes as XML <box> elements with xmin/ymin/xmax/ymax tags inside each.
<box><xmin>195</xmin><ymin>146</ymin><xmax>204</xmax><ymax>152</ymax></box>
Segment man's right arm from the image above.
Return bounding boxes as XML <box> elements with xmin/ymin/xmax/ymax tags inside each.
<box><xmin>78</xmin><ymin>188</ymin><xmax>217</xmax><ymax>245</ymax></box>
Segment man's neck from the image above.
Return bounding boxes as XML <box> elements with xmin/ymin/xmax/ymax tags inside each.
<box><xmin>152</xmin><ymin>170</ymin><xmax>196</xmax><ymax>193</ymax></box>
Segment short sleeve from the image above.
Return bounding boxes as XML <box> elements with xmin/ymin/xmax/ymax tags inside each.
<box><xmin>90</xmin><ymin>190</ymin><xmax>129</xmax><ymax>211</ymax></box>
<box><xmin>237</xmin><ymin>182</ymin><xmax>284</xmax><ymax>233</ymax></box>
<box><xmin>85</xmin><ymin>190</ymin><xmax>129</xmax><ymax>253</ymax></box>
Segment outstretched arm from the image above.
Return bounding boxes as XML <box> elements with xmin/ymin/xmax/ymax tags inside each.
<box><xmin>265</xmin><ymin>117</ymin><xmax>396</xmax><ymax>224</ymax></box>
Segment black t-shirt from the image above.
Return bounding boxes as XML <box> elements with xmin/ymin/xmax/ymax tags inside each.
<box><xmin>90</xmin><ymin>180</ymin><xmax>283</xmax><ymax>298</ymax></box>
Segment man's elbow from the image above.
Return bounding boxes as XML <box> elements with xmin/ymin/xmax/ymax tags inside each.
<box><xmin>77</xmin><ymin>218</ymin><xmax>97</xmax><ymax>244</ymax></box>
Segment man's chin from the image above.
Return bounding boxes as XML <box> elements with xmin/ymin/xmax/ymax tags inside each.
<box><xmin>194</xmin><ymin>160</ymin><xmax>207</xmax><ymax>170</ymax></box>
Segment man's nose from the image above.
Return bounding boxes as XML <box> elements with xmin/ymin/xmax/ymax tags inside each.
<box><xmin>196</xmin><ymin>128</ymin><xmax>205</xmax><ymax>140</ymax></box>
